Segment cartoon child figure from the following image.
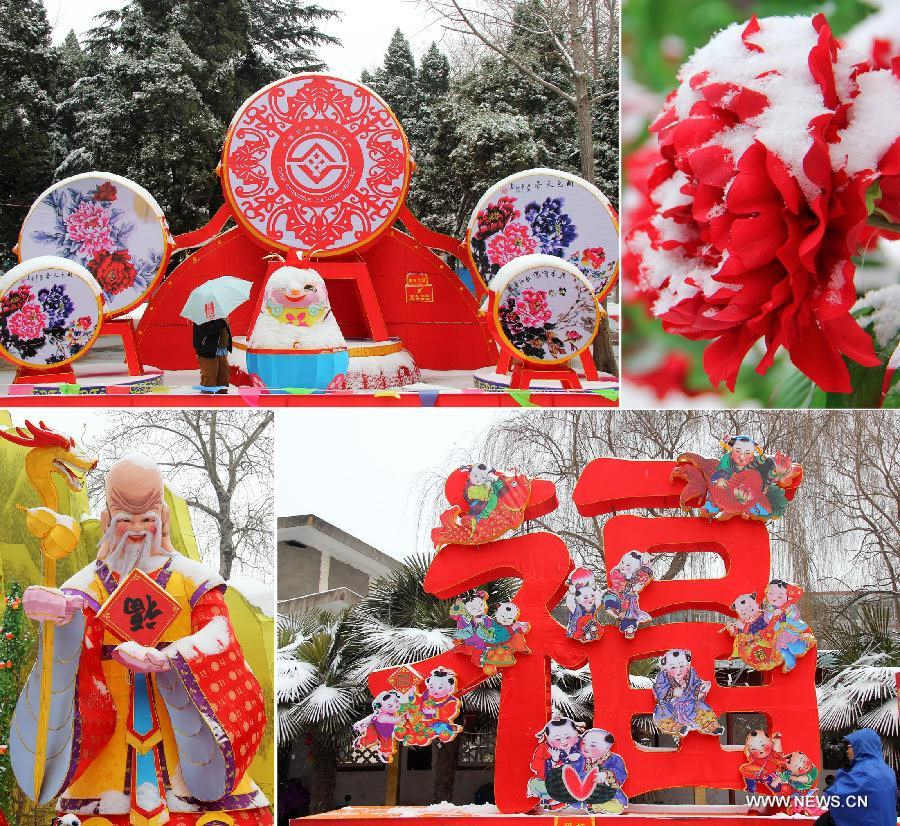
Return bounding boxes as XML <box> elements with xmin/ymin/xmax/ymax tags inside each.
<box><xmin>705</xmin><ymin>436</ymin><xmax>794</xmax><ymax>519</ymax></box>
<box><xmin>579</xmin><ymin>728</ymin><xmax>629</xmax><ymax>814</ymax></box>
<box><xmin>419</xmin><ymin>667</ymin><xmax>463</xmax><ymax>743</ymax></box>
<box><xmin>450</xmin><ymin>590</ymin><xmax>491</xmax><ymax>660</ymax></box>
<box><xmin>762</xmin><ymin>579</ymin><xmax>816</xmax><ymax>672</ymax></box>
<box><xmin>494</xmin><ymin>602</ymin><xmax>531</xmax><ymax>654</ymax></box>
<box><xmin>464</xmin><ymin>464</ymin><xmax>508</xmax><ymax>524</ymax></box>
<box><xmin>780</xmin><ymin>751</ymin><xmax>825</xmax><ymax>815</ymax></box>
<box><xmin>352</xmin><ymin>689</ymin><xmax>404</xmax><ymax>762</ymax></box>
<box><xmin>652</xmin><ymin>649</ymin><xmax>725</xmax><ymax>743</ymax></box>
<box><xmin>528</xmin><ymin>717</ymin><xmax>585</xmax><ymax>809</ymax></box>
<box><xmin>739</xmin><ymin>729</ymin><xmax>792</xmax><ymax>796</ymax></box>
<box><xmin>724</xmin><ymin>592</ymin><xmax>781</xmax><ymax>671</ymax></box>
<box><xmin>479</xmin><ymin>602</ymin><xmax>531</xmax><ymax>674</ymax></box>
<box><xmin>565</xmin><ymin>567</ymin><xmax>601</xmax><ymax>641</ymax></box>
<box><xmin>601</xmin><ymin>550</ymin><xmax>653</xmax><ymax>638</ymax></box>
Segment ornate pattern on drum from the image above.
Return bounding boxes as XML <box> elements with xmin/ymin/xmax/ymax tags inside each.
<box><xmin>222</xmin><ymin>74</ymin><xmax>411</xmax><ymax>256</ymax></box>
<box><xmin>492</xmin><ymin>254</ymin><xmax>601</xmax><ymax>365</ymax></box>
<box><xmin>0</xmin><ymin>256</ymin><xmax>103</xmax><ymax>369</ymax></box>
<box><xmin>18</xmin><ymin>173</ymin><xmax>170</xmax><ymax>318</ymax></box>
<box><xmin>467</xmin><ymin>168</ymin><xmax>619</xmax><ymax>299</ymax></box>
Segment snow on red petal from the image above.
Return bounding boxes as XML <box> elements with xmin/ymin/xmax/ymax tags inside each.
<box><xmin>629</xmin><ymin>13</ymin><xmax>888</xmax><ymax>392</ymax></box>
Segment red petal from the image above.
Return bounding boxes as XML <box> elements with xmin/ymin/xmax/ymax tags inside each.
<box><xmin>729</xmin><ymin>209</ymin><xmax>786</xmax><ymax>269</ymax></box>
<box><xmin>742</xmin><ymin>17</ymin><xmax>764</xmax><ymax>53</ymax></box>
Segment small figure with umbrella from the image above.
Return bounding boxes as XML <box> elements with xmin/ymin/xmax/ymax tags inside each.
<box><xmin>181</xmin><ymin>276</ymin><xmax>252</xmax><ymax>393</ymax></box>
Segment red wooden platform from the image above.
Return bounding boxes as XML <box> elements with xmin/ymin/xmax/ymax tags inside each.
<box><xmin>0</xmin><ymin>390</ymin><xmax>618</xmax><ymax>408</ymax></box>
<box><xmin>295</xmin><ymin>807</ymin><xmax>824</xmax><ymax>824</ymax></box>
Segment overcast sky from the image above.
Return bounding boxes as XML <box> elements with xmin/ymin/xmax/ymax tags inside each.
<box><xmin>277</xmin><ymin>409</ymin><xmax>515</xmax><ymax>559</ymax></box>
<box><xmin>43</xmin><ymin>0</ymin><xmax>446</xmax><ymax>81</ymax></box>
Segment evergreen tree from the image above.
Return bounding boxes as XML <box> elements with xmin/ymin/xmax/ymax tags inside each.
<box><xmin>0</xmin><ymin>0</ymin><xmax>59</xmax><ymax>267</ymax></box>
<box><xmin>58</xmin><ymin>2</ymin><xmax>224</xmax><ymax>233</ymax></box>
<box><xmin>56</xmin><ymin>30</ymin><xmax>88</xmax><ymax>95</ymax></box>
<box><xmin>0</xmin><ymin>583</ymin><xmax>30</xmax><ymax>822</ymax></box>
<box><xmin>591</xmin><ymin>59</ymin><xmax>619</xmax><ymax>210</ymax></box>
<box><xmin>58</xmin><ymin>0</ymin><xmax>339</xmax><ymax>236</ymax></box>
<box><xmin>407</xmin><ymin>43</ymin><xmax>457</xmax><ymax>233</ymax></box>
<box><xmin>365</xmin><ymin>29</ymin><xmax>419</xmax><ymax>132</ymax></box>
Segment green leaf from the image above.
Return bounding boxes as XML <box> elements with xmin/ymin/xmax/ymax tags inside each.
<box><xmin>770</xmin><ymin>368</ymin><xmax>816</xmax><ymax>409</ymax></box>
<box><xmin>865</xmin><ymin>181</ymin><xmax>883</xmax><ymax>216</ymax></box>
<box><xmin>825</xmin><ymin>359</ymin><xmax>886</xmax><ymax>409</ymax></box>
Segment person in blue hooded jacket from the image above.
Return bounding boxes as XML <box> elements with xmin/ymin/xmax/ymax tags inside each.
<box><xmin>815</xmin><ymin>729</ymin><xmax>897</xmax><ymax>826</ymax></box>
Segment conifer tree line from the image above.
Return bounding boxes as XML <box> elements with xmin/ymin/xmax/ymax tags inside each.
<box><xmin>0</xmin><ymin>0</ymin><xmax>618</xmax><ymax>269</ymax></box>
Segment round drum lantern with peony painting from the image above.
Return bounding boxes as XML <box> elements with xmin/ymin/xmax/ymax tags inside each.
<box><xmin>467</xmin><ymin>168</ymin><xmax>619</xmax><ymax>300</ymax></box>
<box><xmin>0</xmin><ymin>256</ymin><xmax>104</xmax><ymax>371</ymax></box>
<box><xmin>17</xmin><ymin>173</ymin><xmax>172</xmax><ymax>318</ymax></box>
<box><xmin>488</xmin><ymin>254</ymin><xmax>604</xmax><ymax>388</ymax></box>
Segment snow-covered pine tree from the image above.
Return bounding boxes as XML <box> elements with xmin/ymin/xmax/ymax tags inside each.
<box><xmin>0</xmin><ymin>0</ymin><xmax>59</xmax><ymax>267</ymax></box>
<box><xmin>364</xmin><ymin>29</ymin><xmax>420</xmax><ymax>133</ymax></box>
<box><xmin>57</xmin><ymin>0</ymin><xmax>338</xmax><ymax>236</ymax></box>
<box><xmin>592</xmin><ymin>57</ymin><xmax>619</xmax><ymax>211</ymax></box>
<box><xmin>246</xmin><ymin>0</ymin><xmax>339</xmax><ymax>78</ymax></box>
<box><xmin>407</xmin><ymin>43</ymin><xmax>460</xmax><ymax>234</ymax></box>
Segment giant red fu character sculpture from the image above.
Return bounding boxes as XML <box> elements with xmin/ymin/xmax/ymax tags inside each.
<box><xmin>367</xmin><ymin>453</ymin><xmax>820</xmax><ymax>814</ymax></box>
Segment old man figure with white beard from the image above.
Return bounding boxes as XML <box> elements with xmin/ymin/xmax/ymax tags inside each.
<box><xmin>9</xmin><ymin>454</ymin><xmax>272</xmax><ymax>826</ymax></box>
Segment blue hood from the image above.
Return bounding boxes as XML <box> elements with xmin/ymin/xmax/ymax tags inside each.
<box><xmin>846</xmin><ymin>728</ymin><xmax>886</xmax><ymax>760</ymax></box>
<box><xmin>827</xmin><ymin>728</ymin><xmax>897</xmax><ymax>826</ymax></box>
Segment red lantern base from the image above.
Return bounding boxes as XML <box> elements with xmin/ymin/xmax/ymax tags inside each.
<box><xmin>13</xmin><ymin>365</ymin><xmax>77</xmax><ymax>384</ymax></box>
<box><xmin>98</xmin><ymin>317</ymin><xmax>145</xmax><ymax>376</ymax></box>
<box><xmin>296</xmin><ymin>807</ymin><xmax>823</xmax><ymax>824</ymax></box>
<box><xmin>496</xmin><ymin>348</ymin><xmax>600</xmax><ymax>390</ymax></box>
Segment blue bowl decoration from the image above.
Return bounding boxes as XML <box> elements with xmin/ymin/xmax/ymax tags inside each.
<box><xmin>246</xmin><ymin>348</ymin><xmax>349</xmax><ymax>389</ymax></box>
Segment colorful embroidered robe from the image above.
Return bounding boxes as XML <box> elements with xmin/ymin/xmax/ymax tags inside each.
<box><xmin>9</xmin><ymin>553</ymin><xmax>272</xmax><ymax>826</ymax></box>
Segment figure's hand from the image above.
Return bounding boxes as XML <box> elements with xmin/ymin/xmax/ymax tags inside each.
<box><xmin>773</xmin><ymin>452</ymin><xmax>792</xmax><ymax>478</ymax></box>
<box><xmin>700</xmin><ymin>680</ymin><xmax>711</xmax><ymax>696</ymax></box>
<box><xmin>23</xmin><ymin>586</ymin><xmax>83</xmax><ymax>625</ymax></box>
<box><xmin>113</xmin><ymin>641</ymin><xmax>171</xmax><ymax>673</ymax></box>
<box><xmin>725</xmin><ymin>620</ymin><xmax>740</xmax><ymax>635</ymax></box>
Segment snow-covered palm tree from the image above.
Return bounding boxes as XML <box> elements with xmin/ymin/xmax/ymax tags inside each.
<box><xmin>817</xmin><ymin>602</ymin><xmax>900</xmax><ymax>768</ymax></box>
<box><xmin>277</xmin><ymin>610</ymin><xmax>368</xmax><ymax>813</ymax></box>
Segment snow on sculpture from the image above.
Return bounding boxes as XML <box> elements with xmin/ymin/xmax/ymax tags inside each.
<box><xmin>246</xmin><ymin>265</ymin><xmax>349</xmax><ymax>389</ymax></box>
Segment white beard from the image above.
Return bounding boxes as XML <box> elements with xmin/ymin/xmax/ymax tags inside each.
<box><xmin>102</xmin><ymin>513</ymin><xmax>170</xmax><ymax>577</ymax></box>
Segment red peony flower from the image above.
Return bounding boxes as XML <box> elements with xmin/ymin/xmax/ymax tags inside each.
<box><xmin>475</xmin><ymin>196</ymin><xmax>520</xmax><ymax>240</ymax></box>
<box><xmin>77</xmin><ymin>315</ymin><xmax>93</xmax><ymax>330</ymax></box>
<box><xmin>93</xmin><ymin>181</ymin><xmax>118</xmax><ymax>202</ymax></box>
<box><xmin>625</xmin><ymin>14</ymin><xmax>900</xmax><ymax>393</ymax></box>
<box><xmin>487</xmin><ymin>223</ymin><xmax>537</xmax><ymax>267</ymax></box>
<box><xmin>581</xmin><ymin>247</ymin><xmax>606</xmax><ymax>269</ymax></box>
<box><xmin>515</xmin><ymin>288</ymin><xmax>552</xmax><ymax>326</ymax></box>
<box><xmin>89</xmin><ymin>250</ymin><xmax>138</xmax><ymax>297</ymax></box>
<box><xmin>7</xmin><ymin>301</ymin><xmax>48</xmax><ymax>340</ymax></box>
